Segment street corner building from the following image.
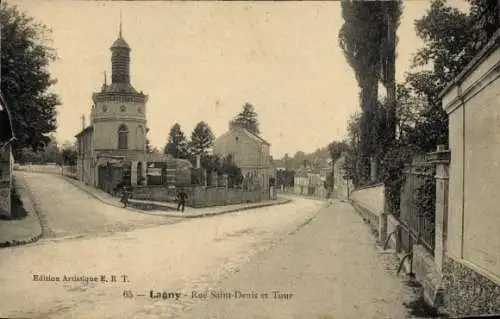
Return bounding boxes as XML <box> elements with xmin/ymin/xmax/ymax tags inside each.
<box><xmin>213</xmin><ymin>120</ymin><xmax>275</xmax><ymax>195</ymax></box>
<box><xmin>75</xmin><ymin>26</ymin><xmax>149</xmax><ymax>193</ymax></box>
<box><xmin>0</xmin><ymin>92</ymin><xmax>15</xmax><ymax>218</ymax></box>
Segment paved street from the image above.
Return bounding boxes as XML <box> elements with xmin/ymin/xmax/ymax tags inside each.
<box><xmin>16</xmin><ymin>171</ymin><xmax>184</xmax><ymax>239</ymax></box>
<box><xmin>0</xmin><ymin>190</ymin><xmax>324</xmax><ymax>319</ymax></box>
<box><xmin>179</xmin><ymin>201</ymin><xmax>423</xmax><ymax>319</ymax></box>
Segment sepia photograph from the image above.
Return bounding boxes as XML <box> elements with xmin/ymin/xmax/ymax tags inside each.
<box><xmin>0</xmin><ymin>0</ymin><xmax>499</xmax><ymax>318</ymax></box>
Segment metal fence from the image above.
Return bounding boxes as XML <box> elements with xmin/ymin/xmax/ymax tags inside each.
<box><xmin>399</xmin><ymin>154</ymin><xmax>436</xmax><ymax>254</ymax></box>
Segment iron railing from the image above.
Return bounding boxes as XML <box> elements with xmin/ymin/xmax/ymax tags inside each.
<box><xmin>399</xmin><ymin>155</ymin><xmax>436</xmax><ymax>254</ymax></box>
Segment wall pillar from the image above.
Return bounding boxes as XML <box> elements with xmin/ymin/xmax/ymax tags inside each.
<box><xmin>379</xmin><ymin>212</ymin><xmax>388</xmax><ymax>244</ymax></box>
<box><xmin>131</xmin><ymin>160</ymin><xmax>138</xmax><ymax>186</ymax></box>
<box><xmin>142</xmin><ymin>161</ymin><xmax>148</xmax><ymax>186</ymax></box>
<box><xmin>432</xmin><ymin>145</ymin><xmax>451</xmax><ymax>275</ymax></box>
<box><xmin>211</xmin><ymin>172</ymin><xmax>218</xmax><ymax>187</ymax></box>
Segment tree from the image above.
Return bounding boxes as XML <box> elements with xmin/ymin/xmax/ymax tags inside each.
<box><xmin>189</xmin><ymin>121</ymin><xmax>215</xmax><ymax>158</ymax></box>
<box><xmin>220</xmin><ymin>154</ymin><xmax>243</xmax><ymax>187</ymax></box>
<box><xmin>413</xmin><ymin>0</ymin><xmax>476</xmax><ymax>87</ymax></box>
<box><xmin>16</xmin><ymin>135</ymin><xmax>61</xmax><ymax>164</ymax></box>
<box><xmin>164</xmin><ymin>123</ymin><xmax>189</xmax><ymax>158</ymax></box>
<box><xmin>328</xmin><ymin>141</ymin><xmax>349</xmax><ymax>164</ymax></box>
<box><xmin>283</xmin><ymin>153</ymin><xmax>290</xmax><ymax>170</ymax></box>
<box><xmin>1</xmin><ymin>3</ymin><xmax>60</xmax><ymax>157</ymax></box>
<box><xmin>60</xmin><ymin>142</ymin><xmax>77</xmax><ymax>166</ymax></box>
<box><xmin>233</xmin><ymin>102</ymin><xmax>260</xmax><ymax>135</ymax></box>
<box><xmin>401</xmin><ymin>0</ymin><xmax>491</xmax><ymax>152</ymax></box>
<box><xmin>145</xmin><ymin>138</ymin><xmax>159</xmax><ymax>154</ymax></box>
<box><xmin>344</xmin><ymin>113</ymin><xmax>362</xmax><ymax>187</ymax></box>
<box><xmin>327</xmin><ymin>140</ymin><xmax>349</xmax><ymax>193</ymax></box>
<box><xmin>339</xmin><ymin>1</ymin><xmax>402</xmax><ymax>183</ymax></box>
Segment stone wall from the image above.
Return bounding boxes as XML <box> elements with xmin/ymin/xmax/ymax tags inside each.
<box><xmin>132</xmin><ymin>185</ymin><xmax>270</xmax><ymax>208</ymax></box>
<box><xmin>442</xmin><ymin>256</ymin><xmax>500</xmax><ymax>317</ymax></box>
<box><xmin>413</xmin><ymin>245</ymin><xmax>445</xmax><ymax>308</ymax></box>
<box><xmin>350</xmin><ymin>183</ymin><xmax>385</xmax><ymax>214</ymax></box>
<box><xmin>62</xmin><ymin>166</ymin><xmax>77</xmax><ymax>179</ymax></box>
<box><xmin>15</xmin><ymin>164</ymin><xmax>61</xmax><ymax>174</ymax></box>
<box><xmin>349</xmin><ymin>183</ymin><xmax>386</xmax><ymax>240</ymax></box>
<box><xmin>131</xmin><ymin>185</ymin><xmax>178</xmax><ymax>202</ymax></box>
<box><xmin>440</xmin><ymin>30</ymin><xmax>500</xmax><ymax>316</ymax></box>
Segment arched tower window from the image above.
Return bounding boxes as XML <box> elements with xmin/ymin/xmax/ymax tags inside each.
<box><xmin>118</xmin><ymin>124</ymin><xmax>128</xmax><ymax>150</ymax></box>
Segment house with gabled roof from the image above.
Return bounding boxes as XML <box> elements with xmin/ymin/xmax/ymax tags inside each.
<box><xmin>213</xmin><ymin>121</ymin><xmax>274</xmax><ymax>194</ymax></box>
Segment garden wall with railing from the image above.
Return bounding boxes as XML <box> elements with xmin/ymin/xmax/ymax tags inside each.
<box><xmin>131</xmin><ymin>185</ymin><xmax>270</xmax><ymax>208</ymax></box>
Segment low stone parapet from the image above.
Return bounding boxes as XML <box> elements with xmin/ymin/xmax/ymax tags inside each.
<box><xmin>413</xmin><ymin>244</ymin><xmax>445</xmax><ymax>308</ymax></box>
<box><xmin>349</xmin><ymin>183</ymin><xmax>386</xmax><ymax>242</ymax></box>
<box><xmin>131</xmin><ymin>185</ymin><xmax>271</xmax><ymax>208</ymax></box>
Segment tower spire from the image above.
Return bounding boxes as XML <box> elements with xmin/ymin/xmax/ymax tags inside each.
<box><xmin>119</xmin><ymin>11</ymin><xmax>122</xmax><ymax>38</ymax></box>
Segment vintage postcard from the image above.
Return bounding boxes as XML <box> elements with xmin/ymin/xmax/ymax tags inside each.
<box><xmin>1</xmin><ymin>0</ymin><xmax>499</xmax><ymax>318</ymax></box>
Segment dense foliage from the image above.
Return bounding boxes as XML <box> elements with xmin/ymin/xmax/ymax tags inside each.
<box><xmin>340</xmin><ymin>0</ymin><xmax>498</xmax><ymax>214</ymax></box>
<box><xmin>164</xmin><ymin>123</ymin><xmax>189</xmax><ymax>159</ymax></box>
<box><xmin>1</xmin><ymin>3</ymin><xmax>60</xmax><ymax>156</ymax></box>
<box><xmin>339</xmin><ymin>0</ymin><xmax>402</xmax><ymax>184</ymax></box>
<box><xmin>189</xmin><ymin>121</ymin><xmax>215</xmax><ymax>158</ymax></box>
<box><xmin>233</xmin><ymin>102</ymin><xmax>260</xmax><ymax>135</ymax></box>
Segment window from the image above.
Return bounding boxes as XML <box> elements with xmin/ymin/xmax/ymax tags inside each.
<box><xmin>136</xmin><ymin>125</ymin><xmax>144</xmax><ymax>149</ymax></box>
<box><xmin>120</xmin><ymin>105</ymin><xmax>126</xmax><ymax>112</ymax></box>
<box><xmin>102</xmin><ymin>105</ymin><xmax>108</xmax><ymax>112</ymax></box>
<box><xmin>118</xmin><ymin>124</ymin><xmax>128</xmax><ymax>149</ymax></box>
<box><xmin>138</xmin><ymin>107</ymin><xmax>142</xmax><ymax>114</ymax></box>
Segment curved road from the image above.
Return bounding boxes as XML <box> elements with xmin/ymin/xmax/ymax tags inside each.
<box><xmin>0</xmin><ymin>189</ymin><xmax>325</xmax><ymax>319</ymax></box>
<box><xmin>16</xmin><ymin>171</ymin><xmax>184</xmax><ymax>239</ymax></box>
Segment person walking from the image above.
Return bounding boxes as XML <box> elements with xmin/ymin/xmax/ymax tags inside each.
<box><xmin>120</xmin><ymin>185</ymin><xmax>129</xmax><ymax>208</ymax></box>
<box><xmin>177</xmin><ymin>189</ymin><xmax>188</xmax><ymax>212</ymax></box>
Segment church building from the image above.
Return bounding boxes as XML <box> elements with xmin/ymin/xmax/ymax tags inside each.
<box><xmin>75</xmin><ymin>24</ymin><xmax>148</xmax><ymax>192</ymax></box>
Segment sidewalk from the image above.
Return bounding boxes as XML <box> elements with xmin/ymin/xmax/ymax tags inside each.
<box><xmin>62</xmin><ymin>175</ymin><xmax>293</xmax><ymax>218</ymax></box>
<box><xmin>277</xmin><ymin>190</ymin><xmax>330</xmax><ymax>201</ymax></box>
<box><xmin>61</xmin><ymin>175</ymin><xmax>126</xmax><ymax>208</ymax></box>
<box><xmin>180</xmin><ymin>200</ymin><xmax>428</xmax><ymax>319</ymax></box>
<box><xmin>0</xmin><ymin>174</ymin><xmax>42</xmax><ymax>247</ymax></box>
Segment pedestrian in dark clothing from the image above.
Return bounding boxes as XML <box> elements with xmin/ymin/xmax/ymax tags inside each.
<box><xmin>177</xmin><ymin>189</ymin><xmax>188</xmax><ymax>212</ymax></box>
<box><xmin>120</xmin><ymin>186</ymin><xmax>129</xmax><ymax>208</ymax></box>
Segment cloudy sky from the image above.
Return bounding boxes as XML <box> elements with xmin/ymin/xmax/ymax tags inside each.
<box><xmin>10</xmin><ymin>0</ymin><xmax>468</xmax><ymax>158</ymax></box>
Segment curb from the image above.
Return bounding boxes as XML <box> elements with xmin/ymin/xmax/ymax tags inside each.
<box><xmin>58</xmin><ymin>175</ymin><xmax>149</xmax><ymax>215</ymax></box>
<box><xmin>0</xmin><ymin>232</ymin><xmax>43</xmax><ymax>248</ymax></box>
<box><xmin>170</xmin><ymin>198</ymin><xmax>293</xmax><ymax>219</ymax></box>
<box><xmin>60</xmin><ymin>175</ymin><xmax>293</xmax><ymax>218</ymax></box>
<box><xmin>0</xmin><ymin>174</ymin><xmax>44</xmax><ymax>248</ymax></box>
<box><xmin>60</xmin><ymin>175</ymin><xmax>122</xmax><ymax>208</ymax></box>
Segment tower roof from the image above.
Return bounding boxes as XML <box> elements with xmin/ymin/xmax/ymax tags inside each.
<box><xmin>111</xmin><ymin>37</ymin><xmax>130</xmax><ymax>50</ymax></box>
<box><xmin>110</xmin><ymin>13</ymin><xmax>130</xmax><ymax>50</ymax></box>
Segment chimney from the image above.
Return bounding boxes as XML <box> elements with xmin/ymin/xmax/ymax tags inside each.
<box><xmin>229</xmin><ymin>120</ymin><xmax>245</xmax><ymax>131</ymax></box>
